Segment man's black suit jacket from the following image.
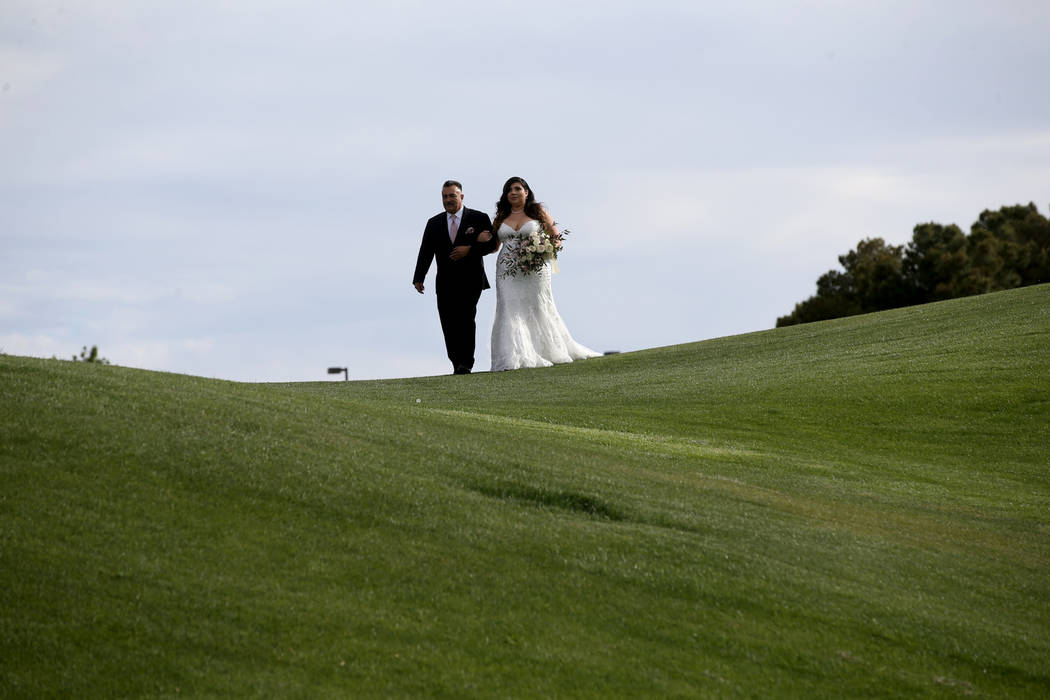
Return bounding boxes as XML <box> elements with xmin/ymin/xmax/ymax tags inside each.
<box><xmin>413</xmin><ymin>207</ymin><xmax>497</xmax><ymax>293</ymax></box>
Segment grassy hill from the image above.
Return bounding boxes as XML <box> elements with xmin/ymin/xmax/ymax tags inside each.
<box><xmin>2</xmin><ymin>285</ymin><xmax>1048</xmax><ymax>697</ymax></box>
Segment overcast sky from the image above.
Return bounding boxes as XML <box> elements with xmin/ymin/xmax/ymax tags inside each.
<box><xmin>3</xmin><ymin>1</ymin><xmax>1049</xmax><ymax>381</ymax></box>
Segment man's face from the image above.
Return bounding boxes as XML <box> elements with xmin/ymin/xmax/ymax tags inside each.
<box><xmin>442</xmin><ymin>186</ymin><xmax>464</xmax><ymax>214</ymax></box>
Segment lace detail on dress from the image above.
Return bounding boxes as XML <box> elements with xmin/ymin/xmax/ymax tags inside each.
<box><xmin>490</xmin><ymin>220</ymin><xmax>600</xmax><ymax>371</ymax></box>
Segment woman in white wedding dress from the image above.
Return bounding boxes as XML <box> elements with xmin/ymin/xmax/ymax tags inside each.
<box><xmin>482</xmin><ymin>176</ymin><xmax>601</xmax><ymax>371</ymax></box>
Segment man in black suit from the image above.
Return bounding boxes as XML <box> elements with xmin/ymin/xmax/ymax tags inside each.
<box><xmin>413</xmin><ymin>180</ymin><xmax>498</xmax><ymax>374</ymax></box>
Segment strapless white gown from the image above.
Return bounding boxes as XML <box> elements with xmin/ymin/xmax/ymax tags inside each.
<box><xmin>490</xmin><ymin>220</ymin><xmax>601</xmax><ymax>371</ymax></box>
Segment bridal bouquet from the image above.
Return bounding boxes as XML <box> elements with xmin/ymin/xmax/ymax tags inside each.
<box><xmin>500</xmin><ymin>225</ymin><xmax>568</xmax><ymax>278</ymax></box>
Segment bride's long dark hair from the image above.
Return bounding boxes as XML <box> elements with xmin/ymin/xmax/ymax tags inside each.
<box><xmin>494</xmin><ymin>176</ymin><xmax>546</xmax><ymax>226</ymax></box>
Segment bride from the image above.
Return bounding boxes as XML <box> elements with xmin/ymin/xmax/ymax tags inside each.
<box><xmin>480</xmin><ymin>176</ymin><xmax>601</xmax><ymax>371</ymax></box>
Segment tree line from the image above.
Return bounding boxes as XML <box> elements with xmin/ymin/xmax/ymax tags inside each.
<box><xmin>776</xmin><ymin>202</ymin><xmax>1050</xmax><ymax>327</ymax></box>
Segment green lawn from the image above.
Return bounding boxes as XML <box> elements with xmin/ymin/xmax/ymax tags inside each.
<box><xmin>2</xmin><ymin>285</ymin><xmax>1048</xmax><ymax>697</ymax></box>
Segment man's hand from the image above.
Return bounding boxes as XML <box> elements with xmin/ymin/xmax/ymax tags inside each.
<box><xmin>413</xmin><ymin>282</ymin><xmax>424</xmax><ymax>294</ymax></box>
<box><xmin>449</xmin><ymin>245</ymin><xmax>471</xmax><ymax>261</ymax></box>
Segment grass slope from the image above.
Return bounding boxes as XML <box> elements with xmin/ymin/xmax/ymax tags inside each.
<box><xmin>2</xmin><ymin>285</ymin><xmax>1048</xmax><ymax>698</ymax></box>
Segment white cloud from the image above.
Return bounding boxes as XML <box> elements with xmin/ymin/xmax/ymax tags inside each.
<box><xmin>0</xmin><ymin>333</ymin><xmax>68</xmax><ymax>359</ymax></box>
<box><xmin>107</xmin><ymin>337</ymin><xmax>216</xmax><ymax>374</ymax></box>
<box><xmin>0</xmin><ymin>46</ymin><xmax>63</xmax><ymax>97</ymax></box>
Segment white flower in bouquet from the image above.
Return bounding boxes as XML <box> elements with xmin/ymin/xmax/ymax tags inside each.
<box><xmin>499</xmin><ymin>223</ymin><xmax>570</xmax><ymax>278</ymax></box>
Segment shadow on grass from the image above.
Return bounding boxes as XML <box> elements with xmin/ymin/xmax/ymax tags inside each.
<box><xmin>469</xmin><ymin>483</ymin><xmax>626</xmax><ymax>521</ymax></box>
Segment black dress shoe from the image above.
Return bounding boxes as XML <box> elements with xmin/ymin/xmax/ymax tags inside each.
<box><xmin>453</xmin><ymin>366</ymin><xmax>472</xmax><ymax>375</ymax></box>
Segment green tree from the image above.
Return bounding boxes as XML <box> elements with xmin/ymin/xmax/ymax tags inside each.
<box><xmin>902</xmin><ymin>222</ymin><xmax>969</xmax><ymax>302</ymax></box>
<box><xmin>779</xmin><ymin>202</ymin><xmax>1050</xmax><ymax>327</ymax></box>
<box><xmin>73</xmin><ymin>345</ymin><xmax>111</xmax><ymax>364</ymax></box>
<box><xmin>777</xmin><ymin>238</ymin><xmax>906</xmax><ymax>326</ymax></box>
<box><xmin>971</xmin><ymin>203</ymin><xmax>1050</xmax><ymax>286</ymax></box>
<box><xmin>776</xmin><ymin>272</ymin><xmax>860</xmax><ymax>327</ymax></box>
<box><xmin>839</xmin><ymin>237</ymin><xmax>908</xmax><ymax>311</ymax></box>
<box><xmin>964</xmin><ymin>224</ymin><xmax>1022</xmax><ymax>294</ymax></box>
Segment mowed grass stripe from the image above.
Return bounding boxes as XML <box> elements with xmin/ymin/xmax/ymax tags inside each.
<box><xmin>422</xmin><ymin>404</ymin><xmax>1046</xmax><ymax>571</ymax></box>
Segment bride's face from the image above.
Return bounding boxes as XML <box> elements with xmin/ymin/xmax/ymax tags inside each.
<box><xmin>506</xmin><ymin>182</ymin><xmax>528</xmax><ymax>210</ymax></box>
